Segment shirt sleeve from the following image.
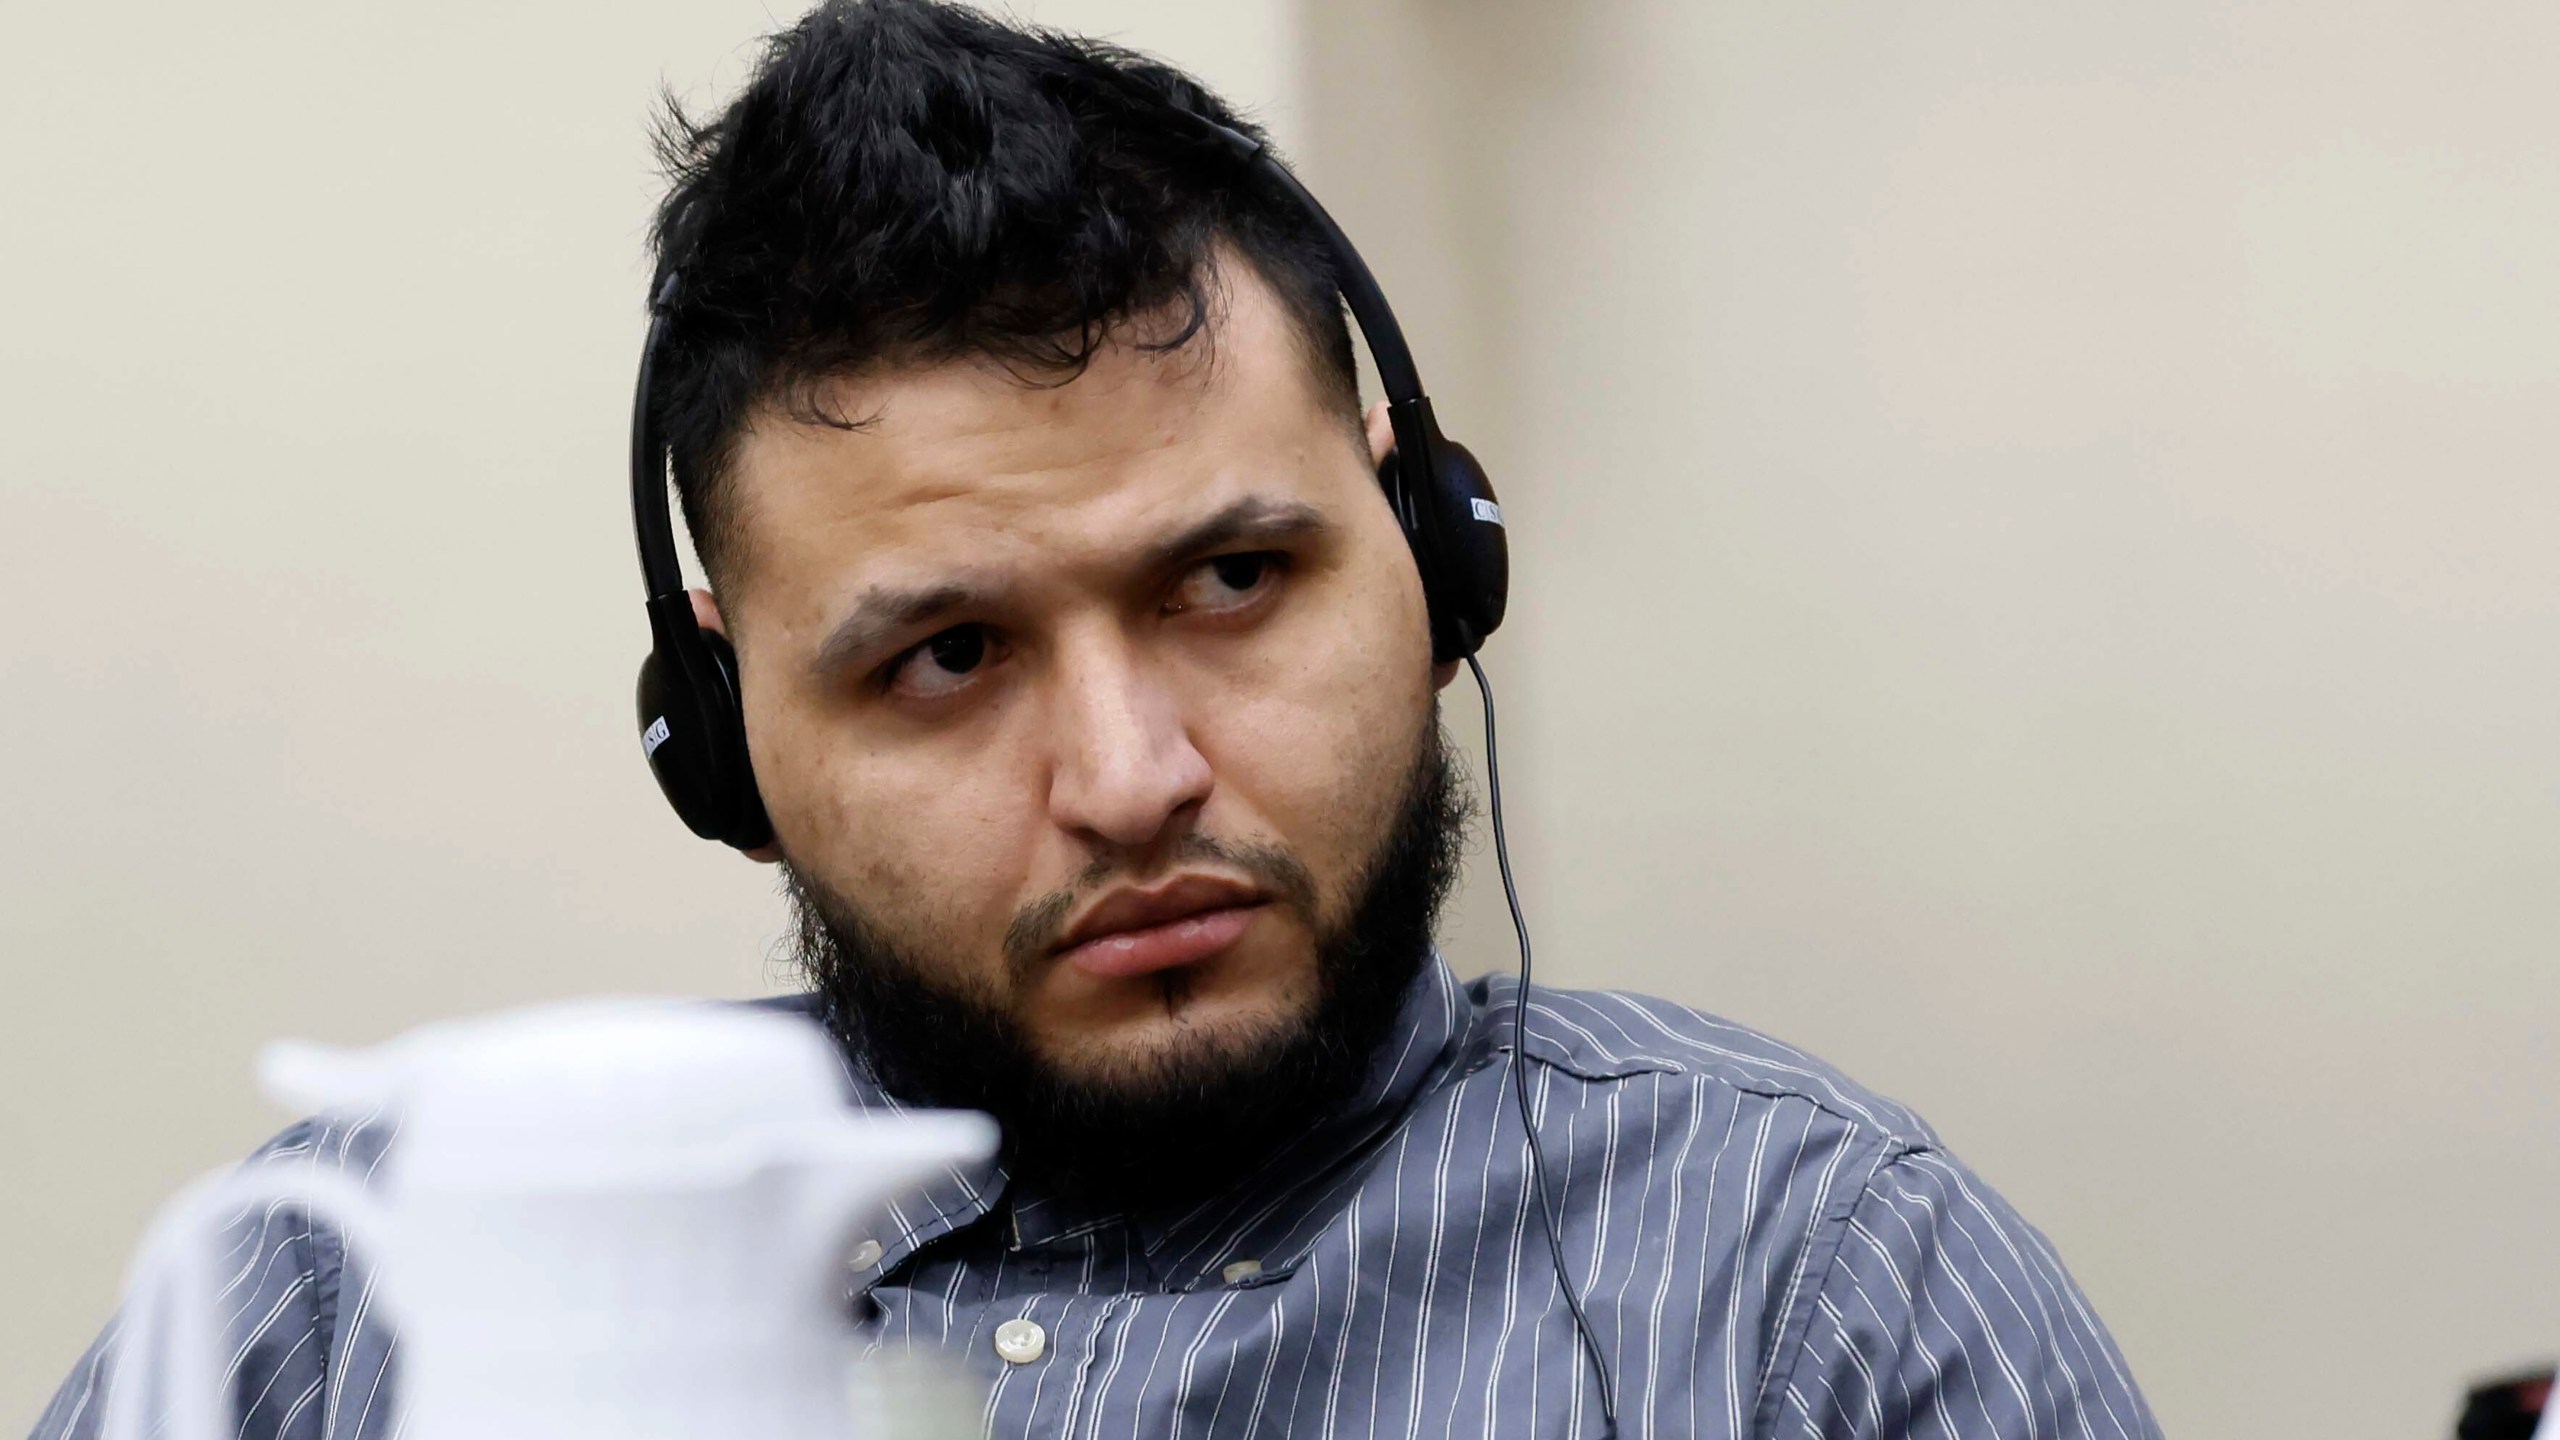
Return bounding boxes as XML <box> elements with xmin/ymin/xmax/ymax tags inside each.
<box><xmin>26</xmin><ymin>1119</ymin><xmax>391</xmax><ymax>1440</ymax></box>
<box><xmin>1769</xmin><ymin>1146</ymin><xmax>2161</xmax><ymax>1440</ymax></box>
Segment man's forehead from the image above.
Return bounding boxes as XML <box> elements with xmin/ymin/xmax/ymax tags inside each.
<box><xmin>723</xmin><ymin>265</ymin><xmax>1352</xmax><ymax>582</ymax></box>
<box><xmin>739</xmin><ymin>352</ymin><xmax>1281</xmax><ymax>549</ymax></box>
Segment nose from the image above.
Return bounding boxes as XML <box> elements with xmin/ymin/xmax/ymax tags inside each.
<box><xmin>1044</xmin><ymin>629</ymin><xmax>1214</xmax><ymax>851</ymax></box>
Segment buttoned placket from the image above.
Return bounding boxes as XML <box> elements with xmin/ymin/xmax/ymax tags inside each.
<box><xmin>842</xmin><ymin>957</ymin><xmax>1478</xmax><ymax>1429</ymax></box>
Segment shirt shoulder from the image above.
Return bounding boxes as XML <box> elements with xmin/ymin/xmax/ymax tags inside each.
<box><xmin>30</xmin><ymin>1111</ymin><xmax>404</xmax><ymax>1440</ymax></box>
<box><xmin>1465</xmin><ymin>972</ymin><xmax>1943</xmax><ymax>1150</ymax></box>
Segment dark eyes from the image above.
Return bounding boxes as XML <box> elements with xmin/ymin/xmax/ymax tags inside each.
<box><xmin>922</xmin><ymin>626</ymin><xmax>986</xmax><ymax>674</ymax></box>
<box><xmin>877</xmin><ymin>551</ymin><xmax>1287</xmax><ymax>702</ymax></box>
<box><xmin>884</xmin><ymin>624</ymin><xmax>1000</xmax><ymax>700</ymax></box>
<box><xmin>1165</xmin><ymin>551</ymin><xmax>1284</xmax><ymax>615</ymax></box>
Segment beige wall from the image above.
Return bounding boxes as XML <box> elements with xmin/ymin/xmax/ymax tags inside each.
<box><xmin>0</xmin><ymin>0</ymin><xmax>1298</xmax><ymax>1421</ymax></box>
<box><xmin>7</xmin><ymin>1</ymin><xmax>2557</xmax><ymax>1436</ymax></box>
<box><xmin>1301</xmin><ymin>2</ymin><xmax>2560</xmax><ymax>1437</ymax></box>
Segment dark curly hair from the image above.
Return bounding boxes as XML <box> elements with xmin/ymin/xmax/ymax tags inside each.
<box><xmin>647</xmin><ymin>0</ymin><xmax>1361</xmax><ymax>589</ymax></box>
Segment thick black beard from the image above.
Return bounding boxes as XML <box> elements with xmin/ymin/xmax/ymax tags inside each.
<box><xmin>786</xmin><ymin>721</ymin><xmax>1471</xmax><ymax>1212</ymax></box>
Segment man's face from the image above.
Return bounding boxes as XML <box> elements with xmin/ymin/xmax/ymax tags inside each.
<box><xmin>715</xmin><ymin>259</ymin><xmax>1442</xmax><ymax>1104</ymax></box>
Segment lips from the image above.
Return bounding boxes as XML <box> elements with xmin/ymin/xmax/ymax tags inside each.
<box><xmin>1052</xmin><ymin>873</ymin><xmax>1270</xmax><ymax>980</ymax></box>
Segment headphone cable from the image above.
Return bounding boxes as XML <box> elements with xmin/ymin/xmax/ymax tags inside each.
<box><xmin>1466</xmin><ymin>654</ymin><xmax>1620</xmax><ymax>1439</ymax></box>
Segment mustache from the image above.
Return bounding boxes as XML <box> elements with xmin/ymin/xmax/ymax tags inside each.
<box><xmin>999</xmin><ymin>833</ymin><xmax>1323</xmax><ymax>975</ymax></box>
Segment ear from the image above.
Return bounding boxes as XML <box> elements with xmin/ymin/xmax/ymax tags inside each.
<box><xmin>685</xmin><ymin>587</ymin><xmax>783</xmax><ymax>866</ymax></box>
<box><xmin>688</xmin><ymin>586</ymin><xmax>727</xmax><ymax>637</ymax></box>
<box><xmin>1364</xmin><ymin>400</ymin><xmax>1395</xmax><ymax>471</ymax></box>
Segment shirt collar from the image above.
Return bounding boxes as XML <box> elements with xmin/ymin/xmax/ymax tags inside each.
<box><xmin>793</xmin><ymin>1019</ymin><xmax>999</xmax><ymax>1281</ymax></box>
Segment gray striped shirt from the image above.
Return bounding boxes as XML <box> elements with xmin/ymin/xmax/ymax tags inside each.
<box><xmin>30</xmin><ymin>959</ymin><xmax>2159</xmax><ymax>1439</ymax></box>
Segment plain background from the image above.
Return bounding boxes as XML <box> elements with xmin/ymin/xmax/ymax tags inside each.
<box><xmin>5</xmin><ymin>2</ymin><xmax>2555</xmax><ymax>1436</ymax></box>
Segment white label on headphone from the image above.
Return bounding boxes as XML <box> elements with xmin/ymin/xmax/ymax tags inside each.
<box><xmin>1469</xmin><ymin>498</ymin><xmax>1505</xmax><ymax>526</ymax></box>
<box><xmin>642</xmin><ymin>715</ymin><xmax>673</xmax><ymax>757</ymax></box>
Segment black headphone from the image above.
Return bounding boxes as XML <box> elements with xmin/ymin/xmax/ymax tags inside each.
<box><xmin>630</xmin><ymin>124</ymin><xmax>1509</xmax><ymax>852</ymax></box>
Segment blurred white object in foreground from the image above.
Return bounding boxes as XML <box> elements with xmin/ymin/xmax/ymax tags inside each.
<box><xmin>102</xmin><ymin>998</ymin><xmax>997</xmax><ymax>1440</ymax></box>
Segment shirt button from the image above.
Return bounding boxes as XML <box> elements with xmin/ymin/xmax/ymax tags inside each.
<box><xmin>992</xmin><ymin>1318</ymin><xmax>1046</xmax><ymax>1365</ymax></box>
<box><xmin>845</xmin><ymin>1239</ymin><xmax>884</xmax><ymax>1271</ymax></box>
<box><xmin>1220</xmin><ymin>1259</ymin><xmax>1264</xmax><ymax>1285</ymax></box>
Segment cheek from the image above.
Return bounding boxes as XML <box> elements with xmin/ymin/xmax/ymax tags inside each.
<box><xmin>1207</xmin><ymin>563</ymin><xmax>1435</xmax><ymax>896</ymax></box>
<box><xmin>751</xmin><ymin>698</ymin><xmax>1048</xmax><ymax>957</ymax></box>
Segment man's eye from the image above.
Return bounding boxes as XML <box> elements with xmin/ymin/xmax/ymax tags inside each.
<box><xmin>883</xmin><ymin>624</ymin><xmax>999</xmax><ymax>698</ymax></box>
<box><xmin>1168</xmin><ymin>552</ymin><xmax>1285</xmax><ymax>615</ymax></box>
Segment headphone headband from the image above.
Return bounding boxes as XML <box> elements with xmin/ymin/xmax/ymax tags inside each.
<box><xmin>631</xmin><ymin>272</ymin><xmax>688</xmax><ymax>604</ymax></box>
<box><xmin>629</xmin><ymin>136</ymin><xmax>1440</xmax><ymax>604</ymax></box>
<box><xmin>1193</xmin><ymin>122</ymin><xmax>1426</xmax><ymax>406</ymax></box>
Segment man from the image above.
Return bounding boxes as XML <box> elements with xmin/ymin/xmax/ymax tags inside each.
<box><xmin>32</xmin><ymin>2</ymin><xmax>2160</xmax><ymax>1437</ymax></box>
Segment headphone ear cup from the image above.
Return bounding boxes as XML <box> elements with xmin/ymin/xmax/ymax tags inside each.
<box><xmin>635</xmin><ymin>628</ymin><xmax>774</xmax><ymax>851</ymax></box>
<box><xmin>1425</xmin><ymin>435</ymin><xmax>1508</xmax><ymax>656</ymax></box>
<box><xmin>691</xmin><ymin>629</ymin><xmax>775</xmax><ymax>850</ymax></box>
<box><xmin>1383</xmin><ymin>435</ymin><xmax>1510</xmax><ymax>663</ymax></box>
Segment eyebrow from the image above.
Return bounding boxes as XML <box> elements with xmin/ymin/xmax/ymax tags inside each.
<box><xmin>1137</xmin><ymin>495</ymin><xmax>1331</xmax><ymax>574</ymax></box>
<box><xmin>804</xmin><ymin>494</ymin><xmax>1335</xmax><ymax>684</ymax></box>
<box><xmin>806</xmin><ymin>575</ymin><xmax>1005</xmax><ymax>684</ymax></box>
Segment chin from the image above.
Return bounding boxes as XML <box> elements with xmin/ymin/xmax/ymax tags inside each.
<box><xmin>1031</xmin><ymin>964</ymin><xmax>1318</xmax><ymax>1088</ymax></box>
